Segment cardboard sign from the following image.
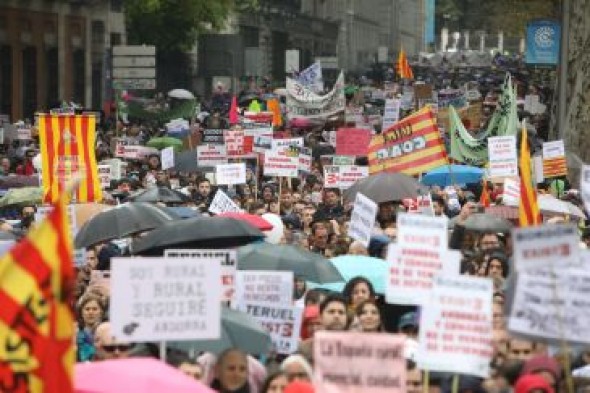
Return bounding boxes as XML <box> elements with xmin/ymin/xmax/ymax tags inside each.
<box><xmin>488</xmin><ymin>136</ymin><xmax>518</xmax><ymax>178</ymax></box>
<box><xmin>418</xmin><ymin>275</ymin><xmax>493</xmax><ymax>378</ymax></box>
<box><xmin>348</xmin><ymin>193</ymin><xmax>378</xmax><ymax>247</ymax></box>
<box><xmin>581</xmin><ymin>165</ymin><xmax>590</xmax><ymax>215</ymax></box>
<box><xmin>264</xmin><ymin>151</ymin><xmax>299</xmax><ymax>178</ymax></box>
<box><xmin>110</xmin><ymin>257</ymin><xmax>221</xmax><ymax>342</ymax></box>
<box><xmin>382</xmin><ymin>99</ymin><xmax>401</xmax><ymax>131</ymax></box>
<box><xmin>385</xmin><ymin>213</ymin><xmax>451</xmax><ymax>305</ymax></box>
<box><xmin>324</xmin><ymin>165</ymin><xmax>368</xmax><ymax>189</ymax></box>
<box><xmin>164</xmin><ymin>249</ymin><xmax>237</xmax><ymax>303</ymax></box>
<box><xmin>508</xmin><ymin>266</ymin><xmax>590</xmax><ymax>344</ymax></box>
<box><xmin>209</xmin><ymin>189</ymin><xmax>242</xmax><ymax>215</ymax></box>
<box><xmin>512</xmin><ymin>224</ymin><xmax>580</xmax><ymax>272</ymax></box>
<box><xmin>336</xmin><ymin>128</ymin><xmax>371</xmax><ymax>156</ymax></box>
<box><xmin>197</xmin><ymin>144</ymin><xmax>227</xmax><ymax>167</ymax></box>
<box><xmin>98</xmin><ymin>164</ymin><xmax>111</xmax><ymax>189</ymax></box>
<box><xmin>160</xmin><ymin>146</ymin><xmax>175</xmax><ymax>170</ymax></box>
<box><xmin>224</xmin><ymin>130</ymin><xmax>245</xmax><ymax>157</ymax></box>
<box><xmin>240</xmin><ymin>303</ymin><xmax>303</xmax><ymax>354</ymax></box>
<box><xmin>216</xmin><ymin>163</ymin><xmax>246</xmax><ymax>186</ymax></box>
<box><xmin>234</xmin><ymin>271</ymin><xmax>294</xmax><ymax>307</ymax></box>
<box><xmin>314</xmin><ymin>331</ymin><xmax>406</xmax><ymax>393</ymax></box>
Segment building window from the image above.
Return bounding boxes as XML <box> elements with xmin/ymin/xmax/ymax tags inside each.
<box><xmin>72</xmin><ymin>49</ymin><xmax>85</xmax><ymax>104</ymax></box>
<box><xmin>110</xmin><ymin>33</ymin><xmax>121</xmax><ymax>46</ymax></box>
<box><xmin>46</xmin><ymin>48</ymin><xmax>59</xmax><ymax>108</ymax></box>
<box><xmin>91</xmin><ymin>62</ymin><xmax>102</xmax><ymax>110</ymax></box>
<box><xmin>92</xmin><ymin>20</ymin><xmax>105</xmax><ymax>45</ymax></box>
<box><xmin>242</xmin><ymin>26</ymin><xmax>259</xmax><ymax>47</ymax></box>
<box><xmin>111</xmin><ymin>0</ymin><xmax>123</xmax><ymax>12</ymax></box>
<box><xmin>0</xmin><ymin>45</ymin><xmax>12</xmax><ymax>116</ymax></box>
<box><xmin>22</xmin><ymin>46</ymin><xmax>37</xmax><ymax>120</ymax></box>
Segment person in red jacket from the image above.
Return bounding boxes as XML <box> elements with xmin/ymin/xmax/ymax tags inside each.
<box><xmin>16</xmin><ymin>149</ymin><xmax>36</xmax><ymax>175</ymax></box>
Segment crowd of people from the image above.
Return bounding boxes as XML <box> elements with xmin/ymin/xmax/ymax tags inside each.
<box><xmin>1</xmin><ymin>68</ymin><xmax>589</xmax><ymax>393</ymax></box>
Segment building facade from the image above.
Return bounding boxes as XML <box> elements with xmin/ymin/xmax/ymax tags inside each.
<box><xmin>0</xmin><ymin>0</ymin><xmax>126</xmax><ymax>121</ymax></box>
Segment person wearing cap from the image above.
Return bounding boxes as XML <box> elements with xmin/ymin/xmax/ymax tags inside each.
<box><xmin>398</xmin><ymin>311</ymin><xmax>419</xmax><ymax>339</ymax></box>
<box><xmin>520</xmin><ymin>355</ymin><xmax>562</xmax><ymax>391</ymax></box>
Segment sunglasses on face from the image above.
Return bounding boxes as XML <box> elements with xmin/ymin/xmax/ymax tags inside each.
<box><xmin>102</xmin><ymin>344</ymin><xmax>134</xmax><ymax>353</ymax></box>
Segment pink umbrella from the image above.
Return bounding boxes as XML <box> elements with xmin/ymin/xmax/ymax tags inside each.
<box><xmin>229</xmin><ymin>95</ymin><xmax>239</xmax><ymax>125</ymax></box>
<box><xmin>75</xmin><ymin>358</ymin><xmax>215</xmax><ymax>393</ymax></box>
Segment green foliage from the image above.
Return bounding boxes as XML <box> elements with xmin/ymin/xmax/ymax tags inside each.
<box><xmin>123</xmin><ymin>0</ymin><xmax>258</xmax><ymax>52</ymax></box>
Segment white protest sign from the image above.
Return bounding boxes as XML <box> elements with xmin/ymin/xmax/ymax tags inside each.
<box><xmin>488</xmin><ymin>136</ymin><xmax>518</xmax><ymax>178</ymax></box>
<box><xmin>234</xmin><ymin>271</ymin><xmax>294</xmax><ymax>307</ymax></box>
<box><xmin>502</xmin><ymin>177</ymin><xmax>520</xmax><ymax>205</ymax></box>
<box><xmin>240</xmin><ymin>303</ymin><xmax>303</xmax><ymax>354</ymax></box>
<box><xmin>512</xmin><ymin>224</ymin><xmax>580</xmax><ymax>272</ymax></box>
<box><xmin>271</xmin><ymin>137</ymin><xmax>304</xmax><ymax>152</ymax></box>
<box><xmin>253</xmin><ymin>135</ymin><xmax>273</xmax><ymax>153</ymax></box>
<box><xmin>209</xmin><ymin>189</ymin><xmax>242</xmax><ymax>215</ymax></box>
<box><xmin>298</xmin><ymin>147</ymin><xmax>312</xmax><ymax>173</ymax></box>
<box><xmin>348</xmin><ymin>193</ymin><xmax>378</xmax><ymax>247</ymax></box>
<box><xmin>542</xmin><ymin>140</ymin><xmax>565</xmax><ymax>159</ymax></box>
<box><xmin>508</xmin><ymin>266</ymin><xmax>590</xmax><ymax>344</ymax></box>
<box><xmin>97</xmin><ymin>164</ymin><xmax>112</xmax><ymax>189</ymax></box>
<box><xmin>160</xmin><ymin>146</ymin><xmax>175</xmax><ymax>170</ymax></box>
<box><xmin>382</xmin><ymin>98</ymin><xmax>401</xmax><ymax>131</ymax></box>
<box><xmin>417</xmin><ymin>275</ymin><xmax>493</xmax><ymax>378</ymax></box>
<box><xmin>314</xmin><ymin>331</ymin><xmax>407</xmax><ymax>393</ymax></box>
<box><xmin>581</xmin><ymin>165</ymin><xmax>590</xmax><ymax>215</ymax></box>
<box><xmin>216</xmin><ymin>163</ymin><xmax>246</xmax><ymax>186</ymax></box>
<box><xmin>17</xmin><ymin>127</ymin><xmax>32</xmax><ymax>140</ymax></box>
<box><xmin>264</xmin><ymin>151</ymin><xmax>299</xmax><ymax>178</ymax></box>
<box><xmin>110</xmin><ymin>257</ymin><xmax>221</xmax><ymax>342</ymax></box>
<box><xmin>385</xmin><ymin>214</ymin><xmax>451</xmax><ymax>305</ymax></box>
<box><xmin>164</xmin><ymin>249</ymin><xmax>237</xmax><ymax>303</ymax></box>
<box><xmin>197</xmin><ymin>144</ymin><xmax>228</xmax><ymax>167</ymax></box>
<box><xmin>324</xmin><ymin>166</ymin><xmax>369</xmax><ymax>189</ymax></box>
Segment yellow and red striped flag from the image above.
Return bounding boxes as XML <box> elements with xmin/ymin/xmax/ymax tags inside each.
<box><xmin>38</xmin><ymin>114</ymin><xmax>102</xmax><ymax>203</ymax></box>
<box><xmin>397</xmin><ymin>48</ymin><xmax>414</xmax><ymax>80</ymax></box>
<box><xmin>0</xmin><ymin>194</ymin><xmax>75</xmax><ymax>393</ymax></box>
<box><xmin>542</xmin><ymin>157</ymin><xmax>567</xmax><ymax>178</ymax></box>
<box><xmin>518</xmin><ymin>125</ymin><xmax>541</xmax><ymax>226</ymax></box>
<box><xmin>368</xmin><ymin>106</ymin><xmax>448</xmax><ymax>175</ymax></box>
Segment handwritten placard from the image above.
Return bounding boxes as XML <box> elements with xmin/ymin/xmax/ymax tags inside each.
<box><xmin>110</xmin><ymin>256</ymin><xmax>221</xmax><ymax>342</ymax></box>
<box><xmin>216</xmin><ymin>163</ymin><xmax>246</xmax><ymax>186</ymax></box>
<box><xmin>234</xmin><ymin>271</ymin><xmax>293</xmax><ymax>306</ymax></box>
<box><xmin>314</xmin><ymin>332</ymin><xmax>406</xmax><ymax>393</ymax></box>
<box><xmin>348</xmin><ymin>193</ymin><xmax>378</xmax><ymax>247</ymax></box>
<box><xmin>209</xmin><ymin>189</ymin><xmax>242</xmax><ymax>215</ymax></box>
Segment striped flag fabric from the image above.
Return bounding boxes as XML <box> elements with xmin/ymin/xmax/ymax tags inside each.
<box><xmin>0</xmin><ymin>194</ymin><xmax>75</xmax><ymax>393</ymax></box>
<box><xmin>397</xmin><ymin>48</ymin><xmax>414</xmax><ymax>80</ymax></box>
<box><xmin>368</xmin><ymin>106</ymin><xmax>448</xmax><ymax>175</ymax></box>
<box><xmin>38</xmin><ymin>114</ymin><xmax>102</xmax><ymax>203</ymax></box>
<box><xmin>542</xmin><ymin>157</ymin><xmax>567</xmax><ymax>178</ymax></box>
<box><xmin>518</xmin><ymin>125</ymin><xmax>541</xmax><ymax>226</ymax></box>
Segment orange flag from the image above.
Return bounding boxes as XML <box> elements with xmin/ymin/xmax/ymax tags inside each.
<box><xmin>267</xmin><ymin>98</ymin><xmax>283</xmax><ymax>127</ymax></box>
<box><xmin>518</xmin><ymin>124</ymin><xmax>541</xmax><ymax>226</ymax></box>
<box><xmin>397</xmin><ymin>48</ymin><xmax>414</xmax><ymax>80</ymax></box>
<box><xmin>38</xmin><ymin>114</ymin><xmax>102</xmax><ymax>203</ymax></box>
<box><xmin>480</xmin><ymin>180</ymin><xmax>491</xmax><ymax>207</ymax></box>
<box><xmin>0</xmin><ymin>194</ymin><xmax>75</xmax><ymax>393</ymax></box>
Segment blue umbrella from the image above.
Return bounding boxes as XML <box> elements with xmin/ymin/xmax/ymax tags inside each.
<box><xmin>308</xmin><ymin>255</ymin><xmax>388</xmax><ymax>294</ymax></box>
<box><xmin>421</xmin><ymin>164</ymin><xmax>484</xmax><ymax>187</ymax></box>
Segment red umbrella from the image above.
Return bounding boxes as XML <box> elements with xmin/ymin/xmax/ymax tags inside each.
<box><xmin>218</xmin><ymin>212</ymin><xmax>273</xmax><ymax>231</ymax></box>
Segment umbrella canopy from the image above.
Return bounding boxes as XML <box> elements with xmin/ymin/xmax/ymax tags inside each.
<box><xmin>309</xmin><ymin>255</ymin><xmax>387</xmax><ymax>293</ymax></box>
<box><xmin>75</xmin><ymin>202</ymin><xmax>179</xmax><ymax>248</ymax></box>
<box><xmin>146</xmin><ymin>136</ymin><xmax>184</xmax><ymax>152</ymax></box>
<box><xmin>74</xmin><ymin>203</ymin><xmax>112</xmax><ymax>228</ymax></box>
<box><xmin>0</xmin><ymin>175</ymin><xmax>40</xmax><ymax>189</ymax></box>
<box><xmin>344</xmin><ymin>173</ymin><xmax>424</xmax><ymax>204</ymax></box>
<box><xmin>132</xmin><ymin>216</ymin><xmax>265</xmax><ymax>256</ymax></box>
<box><xmin>167</xmin><ymin>88</ymin><xmax>195</xmax><ymax>100</ymax></box>
<box><xmin>75</xmin><ymin>357</ymin><xmax>215</xmax><ymax>393</ymax></box>
<box><xmin>237</xmin><ymin>243</ymin><xmax>343</xmax><ymax>284</ymax></box>
<box><xmin>217</xmin><ymin>212</ymin><xmax>273</xmax><ymax>231</ymax></box>
<box><xmin>164</xmin><ymin>206</ymin><xmax>201</xmax><ymax>219</ymax></box>
<box><xmin>128</xmin><ymin>187</ymin><xmax>190</xmax><ymax>204</ymax></box>
<box><xmin>463</xmin><ymin>213</ymin><xmax>513</xmax><ymax>233</ymax></box>
<box><xmin>537</xmin><ymin>194</ymin><xmax>586</xmax><ymax>219</ymax></box>
<box><xmin>0</xmin><ymin>187</ymin><xmax>43</xmax><ymax>207</ymax></box>
<box><xmin>168</xmin><ymin>307</ymin><xmax>271</xmax><ymax>355</ymax></box>
<box><xmin>421</xmin><ymin>164</ymin><xmax>484</xmax><ymax>187</ymax></box>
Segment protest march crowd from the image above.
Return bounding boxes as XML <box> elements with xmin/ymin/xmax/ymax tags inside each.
<box><xmin>2</xmin><ymin>52</ymin><xmax>590</xmax><ymax>393</ymax></box>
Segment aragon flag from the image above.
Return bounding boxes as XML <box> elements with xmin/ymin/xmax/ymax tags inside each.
<box><xmin>38</xmin><ymin>114</ymin><xmax>102</xmax><ymax>203</ymax></box>
<box><xmin>0</xmin><ymin>194</ymin><xmax>75</xmax><ymax>393</ymax></box>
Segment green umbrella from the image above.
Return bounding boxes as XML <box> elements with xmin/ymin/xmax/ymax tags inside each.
<box><xmin>0</xmin><ymin>187</ymin><xmax>43</xmax><ymax>207</ymax></box>
<box><xmin>146</xmin><ymin>137</ymin><xmax>184</xmax><ymax>152</ymax></box>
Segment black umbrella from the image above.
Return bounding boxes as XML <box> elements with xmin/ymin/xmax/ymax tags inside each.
<box><xmin>237</xmin><ymin>243</ymin><xmax>344</xmax><ymax>284</ymax></box>
<box><xmin>131</xmin><ymin>216</ymin><xmax>264</xmax><ymax>256</ymax></box>
<box><xmin>344</xmin><ymin>172</ymin><xmax>426</xmax><ymax>204</ymax></box>
<box><xmin>74</xmin><ymin>203</ymin><xmax>179</xmax><ymax>248</ymax></box>
<box><xmin>0</xmin><ymin>175</ymin><xmax>40</xmax><ymax>189</ymax></box>
<box><xmin>128</xmin><ymin>187</ymin><xmax>189</xmax><ymax>204</ymax></box>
